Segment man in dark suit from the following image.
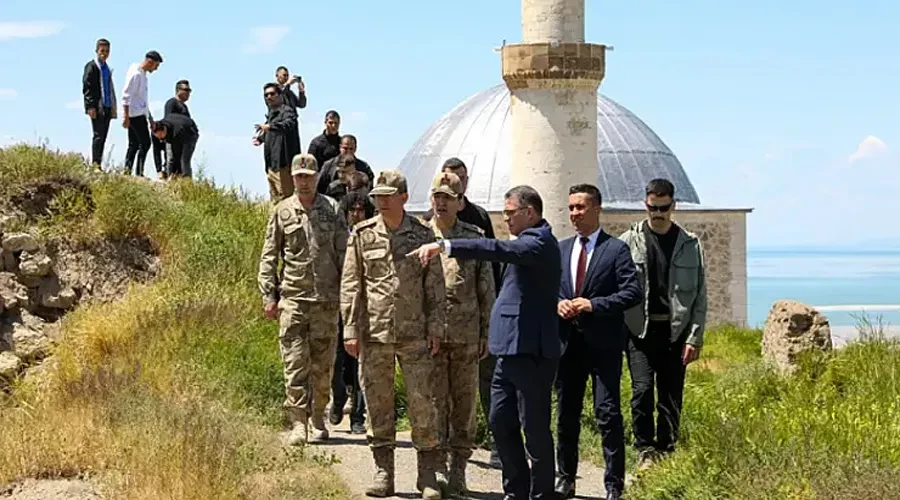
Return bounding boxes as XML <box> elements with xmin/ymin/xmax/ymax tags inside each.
<box><xmin>555</xmin><ymin>184</ymin><xmax>642</xmax><ymax>500</ymax></box>
<box><xmin>409</xmin><ymin>185</ymin><xmax>561</xmax><ymax>499</ymax></box>
<box><xmin>81</xmin><ymin>38</ymin><xmax>117</xmax><ymax>169</ymax></box>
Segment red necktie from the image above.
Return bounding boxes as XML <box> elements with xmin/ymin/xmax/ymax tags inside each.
<box><xmin>575</xmin><ymin>236</ymin><xmax>589</xmax><ymax>295</ymax></box>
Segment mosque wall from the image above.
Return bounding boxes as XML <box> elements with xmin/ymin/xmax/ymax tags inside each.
<box><xmin>486</xmin><ymin>209</ymin><xmax>749</xmax><ymax>328</ymax></box>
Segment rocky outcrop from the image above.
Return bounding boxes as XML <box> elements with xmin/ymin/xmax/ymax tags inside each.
<box><xmin>0</xmin><ymin>231</ymin><xmax>80</xmax><ymax>387</ymax></box>
<box><xmin>762</xmin><ymin>300</ymin><xmax>833</xmax><ymax>373</ymax></box>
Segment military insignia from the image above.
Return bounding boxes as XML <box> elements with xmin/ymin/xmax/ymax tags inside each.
<box><xmin>362</xmin><ymin>231</ymin><xmax>376</xmax><ymax>245</ymax></box>
<box><xmin>279</xmin><ymin>208</ymin><xmax>292</xmax><ymax>220</ymax></box>
<box><xmin>317</xmin><ymin>211</ymin><xmax>332</xmax><ymax>223</ymax></box>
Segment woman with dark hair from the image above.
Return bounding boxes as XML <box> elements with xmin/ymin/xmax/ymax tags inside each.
<box><xmin>330</xmin><ymin>188</ymin><xmax>376</xmax><ymax>433</ymax></box>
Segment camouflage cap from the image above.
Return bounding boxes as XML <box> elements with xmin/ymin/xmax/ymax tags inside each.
<box><xmin>430</xmin><ymin>172</ymin><xmax>463</xmax><ymax>198</ymax></box>
<box><xmin>369</xmin><ymin>169</ymin><xmax>407</xmax><ymax>196</ymax></box>
<box><xmin>290</xmin><ymin>153</ymin><xmax>319</xmax><ymax>175</ymax></box>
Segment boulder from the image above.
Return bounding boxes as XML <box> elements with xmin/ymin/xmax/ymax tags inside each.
<box><xmin>762</xmin><ymin>300</ymin><xmax>833</xmax><ymax>373</ymax></box>
<box><xmin>0</xmin><ymin>351</ymin><xmax>22</xmax><ymax>382</ymax></box>
<box><xmin>10</xmin><ymin>323</ymin><xmax>52</xmax><ymax>363</ymax></box>
<box><xmin>0</xmin><ymin>272</ymin><xmax>30</xmax><ymax>312</ymax></box>
<box><xmin>18</xmin><ymin>251</ymin><xmax>52</xmax><ymax>278</ymax></box>
<box><xmin>1</xmin><ymin>232</ymin><xmax>39</xmax><ymax>253</ymax></box>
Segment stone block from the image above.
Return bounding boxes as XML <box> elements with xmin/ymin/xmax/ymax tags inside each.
<box><xmin>0</xmin><ymin>351</ymin><xmax>21</xmax><ymax>383</ymax></box>
<box><xmin>0</xmin><ymin>272</ymin><xmax>29</xmax><ymax>312</ymax></box>
<box><xmin>762</xmin><ymin>300</ymin><xmax>832</xmax><ymax>373</ymax></box>
<box><xmin>18</xmin><ymin>250</ymin><xmax>52</xmax><ymax>278</ymax></box>
<box><xmin>1</xmin><ymin>233</ymin><xmax>38</xmax><ymax>253</ymax></box>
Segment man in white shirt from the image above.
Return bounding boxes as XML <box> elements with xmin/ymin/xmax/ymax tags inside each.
<box><xmin>121</xmin><ymin>50</ymin><xmax>163</xmax><ymax>177</ymax></box>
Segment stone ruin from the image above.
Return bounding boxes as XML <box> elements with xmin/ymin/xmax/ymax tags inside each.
<box><xmin>762</xmin><ymin>299</ymin><xmax>833</xmax><ymax>373</ymax></box>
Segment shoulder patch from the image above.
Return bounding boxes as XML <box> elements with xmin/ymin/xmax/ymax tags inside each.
<box><xmin>352</xmin><ymin>218</ymin><xmax>378</xmax><ymax>233</ymax></box>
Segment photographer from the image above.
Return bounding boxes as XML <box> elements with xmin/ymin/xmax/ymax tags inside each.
<box><xmin>275</xmin><ymin>66</ymin><xmax>306</xmax><ymax>148</ymax></box>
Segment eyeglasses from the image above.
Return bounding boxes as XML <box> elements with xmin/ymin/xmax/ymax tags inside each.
<box><xmin>645</xmin><ymin>202</ymin><xmax>673</xmax><ymax>213</ymax></box>
<box><xmin>178</xmin><ymin>87</ymin><xmax>192</xmax><ymax>93</ymax></box>
<box><xmin>264</xmin><ymin>92</ymin><xmax>277</xmax><ymax>98</ymax></box>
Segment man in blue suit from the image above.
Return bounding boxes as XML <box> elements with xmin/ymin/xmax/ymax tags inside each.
<box><xmin>555</xmin><ymin>184</ymin><xmax>642</xmax><ymax>500</ymax></box>
<box><xmin>408</xmin><ymin>185</ymin><xmax>561</xmax><ymax>500</ymax></box>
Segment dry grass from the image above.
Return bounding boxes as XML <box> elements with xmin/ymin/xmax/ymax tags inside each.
<box><xmin>0</xmin><ymin>144</ymin><xmax>347</xmax><ymax>499</ymax></box>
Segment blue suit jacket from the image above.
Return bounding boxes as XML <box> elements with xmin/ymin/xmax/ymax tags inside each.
<box><xmin>448</xmin><ymin>220</ymin><xmax>562</xmax><ymax>359</ymax></box>
<box><xmin>558</xmin><ymin>230</ymin><xmax>642</xmax><ymax>352</ymax></box>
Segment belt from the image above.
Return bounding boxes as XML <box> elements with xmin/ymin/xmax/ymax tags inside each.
<box><xmin>648</xmin><ymin>314</ymin><xmax>669</xmax><ymax>322</ymax></box>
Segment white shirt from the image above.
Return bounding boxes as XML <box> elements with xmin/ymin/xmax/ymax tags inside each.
<box><xmin>121</xmin><ymin>63</ymin><xmax>149</xmax><ymax>117</ymax></box>
<box><xmin>570</xmin><ymin>228</ymin><xmax>601</xmax><ymax>292</ymax></box>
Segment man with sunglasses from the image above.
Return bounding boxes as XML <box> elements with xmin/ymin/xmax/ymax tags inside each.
<box><xmin>160</xmin><ymin>80</ymin><xmax>194</xmax><ymax>178</ymax></box>
<box><xmin>254</xmin><ymin>83</ymin><xmax>300</xmax><ymax>201</ymax></box>
<box><xmin>618</xmin><ymin>178</ymin><xmax>708</xmax><ymax>472</ymax></box>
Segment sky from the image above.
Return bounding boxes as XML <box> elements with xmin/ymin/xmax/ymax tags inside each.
<box><xmin>1</xmin><ymin>0</ymin><xmax>898</xmax><ymax>248</ymax></box>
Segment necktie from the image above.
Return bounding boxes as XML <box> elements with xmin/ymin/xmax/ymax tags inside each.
<box><xmin>575</xmin><ymin>236</ymin><xmax>590</xmax><ymax>295</ymax></box>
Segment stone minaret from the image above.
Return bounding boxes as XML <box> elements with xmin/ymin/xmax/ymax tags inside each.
<box><xmin>501</xmin><ymin>0</ymin><xmax>606</xmax><ymax>239</ymax></box>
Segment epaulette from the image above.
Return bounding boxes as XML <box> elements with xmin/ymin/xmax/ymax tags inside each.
<box><xmin>352</xmin><ymin>217</ymin><xmax>379</xmax><ymax>233</ymax></box>
<box><xmin>457</xmin><ymin>220</ymin><xmax>485</xmax><ymax>236</ymax></box>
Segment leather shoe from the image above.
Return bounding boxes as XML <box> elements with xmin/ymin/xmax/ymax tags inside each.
<box><xmin>555</xmin><ymin>477</ymin><xmax>575</xmax><ymax>498</ymax></box>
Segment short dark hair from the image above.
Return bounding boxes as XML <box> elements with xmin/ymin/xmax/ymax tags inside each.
<box><xmin>263</xmin><ymin>82</ymin><xmax>281</xmax><ymax>94</ymax></box>
<box><xmin>341</xmin><ymin>134</ymin><xmax>357</xmax><ymax>145</ymax></box>
<box><xmin>145</xmin><ymin>50</ymin><xmax>163</xmax><ymax>63</ymax></box>
<box><xmin>341</xmin><ymin>189</ymin><xmax>376</xmax><ymax>220</ymax></box>
<box><xmin>325</xmin><ymin>110</ymin><xmax>341</xmax><ymax>121</ymax></box>
<box><xmin>646</xmin><ymin>178</ymin><xmax>675</xmax><ymax>198</ymax></box>
<box><xmin>569</xmin><ymin>184</ymin><xmax>602</xmax><ymax>206</ymax></box>
<box><xmin>505</xmin><ymin>185</ymin><xmax>543</xmax><ymax>215</ymax></box>
<box><xmin>442</xmin><ymin>157</ymin><xmax>467</xmax><ymax>172</ymax></box>
<box><xmin>276</xmin><ymin>65</ymin><xmax>289</xmax><ymax>73</ymax></box>
<box><xmin>176</xmin><ymin>79</ymin><xmax>190</xmax><ymax>89</ymax></box>
<box><xmin>96</xmin><ymin>38</ymin><xmax>110</xmax><ymax>50</ymax></box>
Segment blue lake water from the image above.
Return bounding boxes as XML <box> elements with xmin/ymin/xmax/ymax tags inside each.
<box><xmin>747</xmin><ymin>249</ymin><xmax>900</xmax><ymax>329</ymax></box>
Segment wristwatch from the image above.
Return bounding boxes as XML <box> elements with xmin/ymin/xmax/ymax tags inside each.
<box><xmin>437</xmin><ymin>239</ymin><xmax>446</xmax><ymax>252</ymax></box>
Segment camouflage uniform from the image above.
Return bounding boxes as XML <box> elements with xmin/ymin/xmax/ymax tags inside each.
<box><xmin>426</xmin><ymin>172</ymin><xmax>495</xmax><ymax>494</ymax></box>
<box><xmin>258</xmin><ymin>154</ymin><xmax>348</xmax><ymax>437</ymax></box>
<box><xmin>340</xmin><ymin>170</ymin><xmax>446</xmax><ymax>498</ymax></box>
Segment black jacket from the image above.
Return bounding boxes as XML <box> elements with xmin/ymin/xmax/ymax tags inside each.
<box><xmin>164</xmin><ymin>97</ymin><xmax>190</xmax><ymax>117</ymax></box>
<box><xmin>282</xmin><ymin>87</ymin><xmax>307</xmax><ymax>110</ymax></box>
<box><xmin>82</xmin><ymin>59</ymin><xmax>117</xmax><ymax>113</ymax></box>
<box><xmin>307</xmin><ymin>131</ymin><xmax>341</xmax><ymax>169</ymax></box>
<box><xmin>262</xmin><ymin>104</ymin><xmax>300</xmax><ymax>171</ymax></box>
<box><xmin>316</xmin><ymin>156</ymin><xmax>375</xmax><ymax>194</ymax></box>
<box><xmin>158</xmin><ymin>114</ymin><xmax>199</xmax><ymax>144</ymax></box>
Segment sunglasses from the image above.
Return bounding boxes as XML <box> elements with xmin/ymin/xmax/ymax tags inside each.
<box><xmin>646</xmin><ymin>202</ymin><xmax>673</xmax><ymax>213</ymax></box>
<box><xmin>178</xmin><ymin>87</ymin><xmax>192</xmax><ymax>93</ymax></box>
<box><xmin>264</xmin><ymin>92</ymin><xmax>277</xmax><ymax>98</ymax></box>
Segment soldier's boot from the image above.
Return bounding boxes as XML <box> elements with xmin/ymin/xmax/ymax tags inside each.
<box><xmin>447</xmin><ymin>451</ymin><xmax>469</xmax><ymax>496</ymax></box>
<box><xmin>309</xmin><ymin>412</ymin><xmax>329</xmax><ymax>443</ymax></box>
<box><xmin>416</xmin><ymin>450</ymin><xmax>442</xmax><ymax>500</ymax></box>
<box><xmin>285</xmin><ymin>409</ymin><xmax>308</xmax><ymax>446</ymax></box>
<box><xmin>434</xmin><ymin>449</ymin><xmax>449</xmax><ymax>492</ymax></box>
<box><xmin>365</xmin><ymin>447</ymin><xmax>395</xmax><ymax>497</ymax></box>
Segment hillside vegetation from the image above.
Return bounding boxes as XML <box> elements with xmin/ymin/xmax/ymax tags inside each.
<box><xmin>0</xmin><ymin>144</ymin><xmax>346</xmax><ymax>499</ymax></box>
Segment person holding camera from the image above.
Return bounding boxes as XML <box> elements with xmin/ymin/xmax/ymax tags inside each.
<box><xmin>275</xmin><ymin>66</ymin><xmax>306</xmax><ymax>148</ymax></box>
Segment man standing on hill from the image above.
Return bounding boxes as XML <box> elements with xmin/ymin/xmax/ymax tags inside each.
<box><xmin>341</xmin><ymin>170</ymin><xmax>445</xmax><ymax>499</ymax></box>
<box><xmin>258</xmin><ymin>153</ymin><xmax>348</xmax><ymax>446</ymax></box>
<box><xmin>82</xmin><ymin>38</ymin><xmax>117</xmax><ymax>170</ymax></box>
<box><xmin>275</xmin><ymin>66</ymin><xmax>307</xmax><ymax>147</ymax></box>
<box><xmin>254</xmin><ymin>83</ymin><xmax>300</xmax><ymax>201</ymax></box>
<box><xmin>307</xmin><ymin>110</ymin><xmax>341</xmax><ymax>169</ymax></box>
<box><xmin>618</xmin><ymin>178</ymin><xmax>708</xmax><ymax>470</ymax></box>
<box><xmin>121</xmin><ymin>50</ymin><xmax>162</xmax><ymax>177</ymax></box>
<box><xmin>159</xmin><ymin>80</ymin><xmax>195</xmax><ymax>178</ymax></box>
<box><xmin>427</xmin><ymin>172</ymin><xmax>495</xmax><ymax>496</ymax></box>
<box><xmin>422</xmin><ymin>156</ymin><xmax>503</xmax><ymax>466</ymax></box>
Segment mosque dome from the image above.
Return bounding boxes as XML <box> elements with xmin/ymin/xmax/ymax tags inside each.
<box><xmin>397</xmin><ymin>84</ymin><xmax>701</xmax><ymax>212</ymax></box>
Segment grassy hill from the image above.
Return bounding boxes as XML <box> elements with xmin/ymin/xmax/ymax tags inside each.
<box><xmin>1</xmin><ymin>143</ymin><xmax>898</xmax><ymax>500</ymax></box>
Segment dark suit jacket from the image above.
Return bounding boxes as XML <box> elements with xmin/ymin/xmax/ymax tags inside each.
<box><xmin>449</xmin><ymin>219</ymin><xmax>562</xmax><ymax>359</ymax></box>
<box><xmin>558</xmin><ymin>230</ymin><xmax>642</xmax><ymax>352</ymax></box>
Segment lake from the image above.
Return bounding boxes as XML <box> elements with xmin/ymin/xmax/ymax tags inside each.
<box><xmin>748</xmin><ymin>248</ymin><xmax>900</xmax><ymax>341</ymax></box>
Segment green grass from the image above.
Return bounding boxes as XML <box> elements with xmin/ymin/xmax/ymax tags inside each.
<box><xmin>0</xmin><ymin>143</ymin><xmax>346</xmax><ymax>499</ymax></box>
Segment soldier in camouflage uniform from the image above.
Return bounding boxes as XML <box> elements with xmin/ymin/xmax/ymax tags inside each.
<box><xmin>427</xmin><ymin>172</ymin><xmax>496</xmax><ymax>496</ymax></box>
<box><xmin>258</xmin><ymin>153</ymin><xmax>348</xmax><ymax>445</ymax></box>
<box><xmin>340</xmin><ymin>170</ymin><xmax>446</xmax><ymax>499</ymax></box>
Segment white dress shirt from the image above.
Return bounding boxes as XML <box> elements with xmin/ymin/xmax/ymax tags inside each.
<box><xmin>121</xmin><ymin>63</ymin><xmax>149</xmax><ymax>117</ymax></box>
<box><xmin>570</xmin><ymin>228</ymin><xmax>601</xmax><ymax>292</ymax></box>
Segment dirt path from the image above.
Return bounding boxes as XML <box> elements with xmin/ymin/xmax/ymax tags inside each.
<box><xmin>304</xmin><ymin>418</ymin><xmax>611</xmax><ymax>500</ymax></box>
<box><xmin>1</xmin><ymin>479</ymin><xmax>100</xmax><ymax>500</ymax></box>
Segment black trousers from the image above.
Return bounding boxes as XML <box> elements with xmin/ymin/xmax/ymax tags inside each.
<box><xmin>124</xmin><ymin>115</ymin><xmax>151</xmax><ymax>176</ymax></box>
<box><xmin>331</xmin><ymin>316</ymin><xmax>366</xmax><ymax>425</ymax></box>
<box><xmin>168</xmin><ymin>134</ymin><xmax>198</xmax><ymax>178</ymax></box>
<box><xmin>152</xmin><ymin>134</ymin><xmax>167</xmax><ymax>174</ymax></box>
<box><xmin>626</xmin><ymin>321</ymin><xmax>688</xmax><ymax>451</ymax></box>
<box><xmin>555</xmin><ymin>335</ymin><xmax>625</xmax><ymax>493</ymax></box>
<box><xmin>89</xmin><ymin>106</ymin><xmax>113</xmax><ymax>166</ymax></box>
<box><xmin>490</xmin><ymin>354</ymin><xmax>557</xmax><ymax>499</ymax></box>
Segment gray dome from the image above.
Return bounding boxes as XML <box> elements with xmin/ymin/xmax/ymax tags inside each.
<box><xmin>398</xmin><ymin>84</ymin><xmax>701</xmax><ymax>212</ymax></box>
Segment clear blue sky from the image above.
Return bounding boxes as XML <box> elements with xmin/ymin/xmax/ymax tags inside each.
<box><xmin>1</xmin><ymin>0</ymin><xmax>898</xmax><ymax>247</ymax></box>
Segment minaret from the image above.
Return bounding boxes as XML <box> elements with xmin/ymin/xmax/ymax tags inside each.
<box><xmin>502</xmin><ymin>0</ymin><xmax>606</xmax><ymax>239</ymax></box>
